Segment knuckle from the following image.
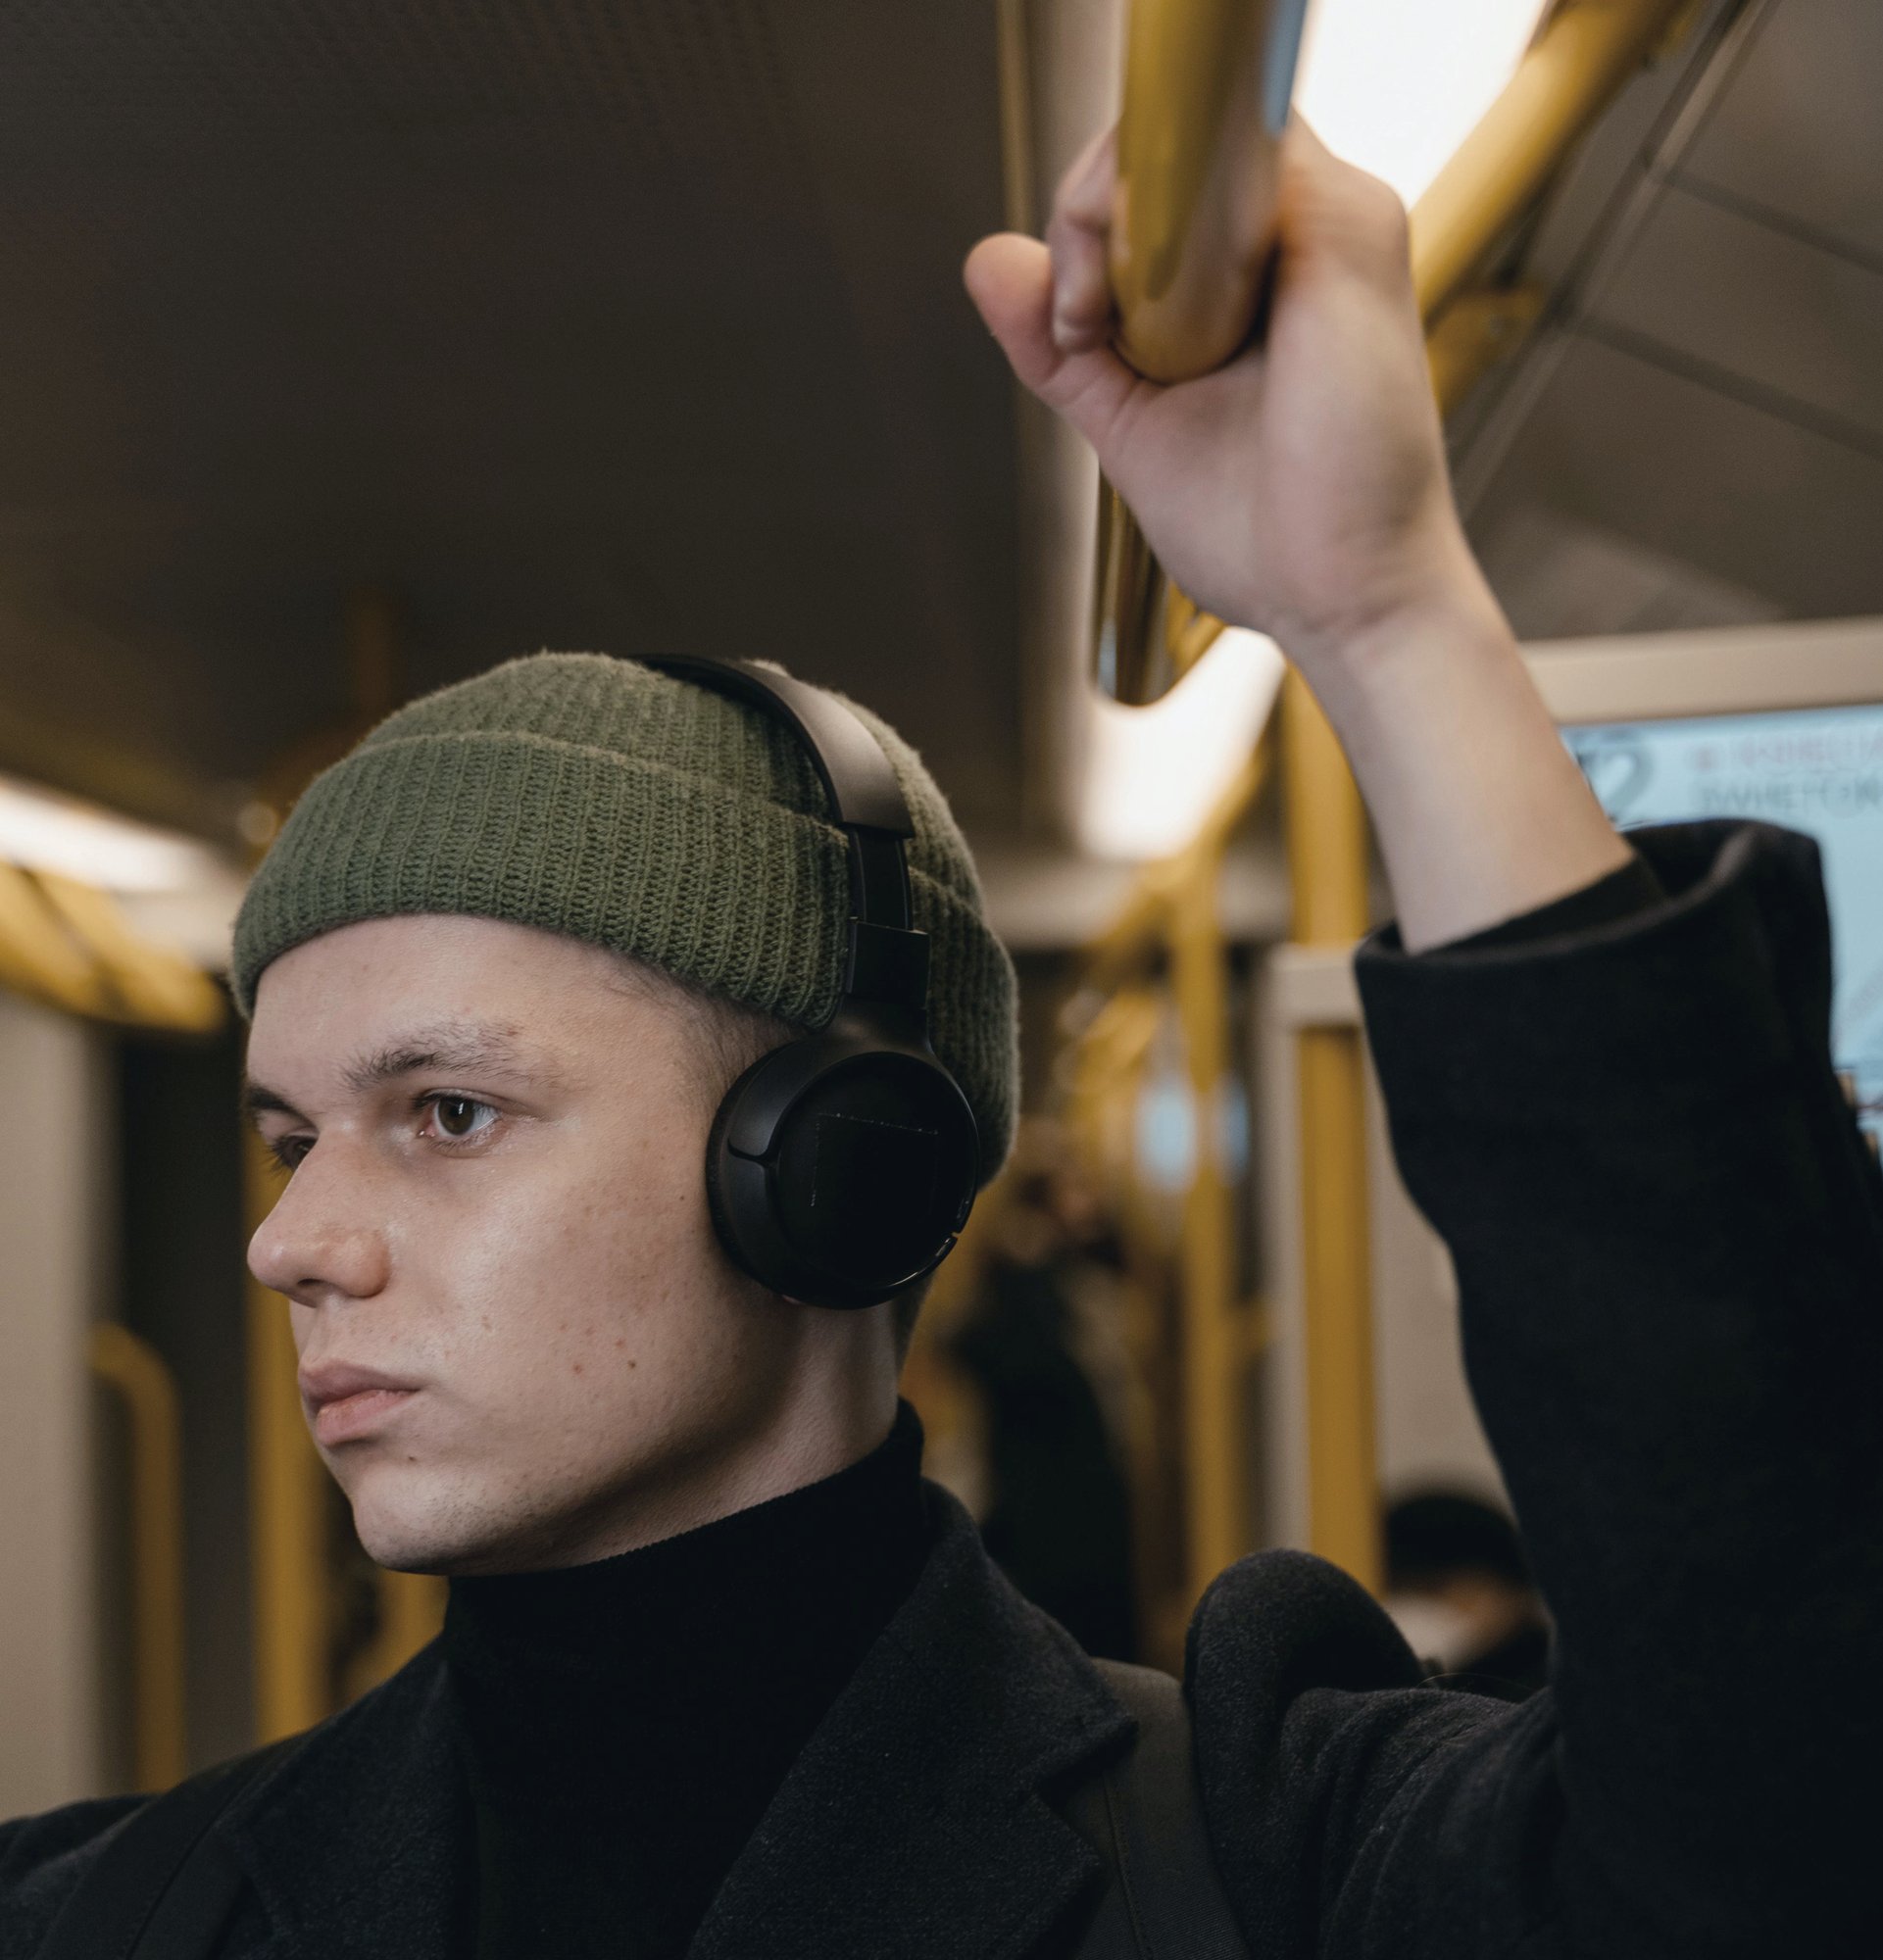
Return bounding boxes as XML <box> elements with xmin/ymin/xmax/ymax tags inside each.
<box><xmin>1375</xmin><ymin>188</ymin><xmax>1412</xmax><ymax>253</ymax></box>
<box><xmin>1360</xmin><ymin>174</ymin><xmax>1412</xmax><ymax>250</ymax></box>
<box><xmin>1054</xmin><ymin>150</ymin><xmax>1090</xmax><ymax>214</ymax></box>
<box><xmin>1054</xmin><ymin>126</ymin><xmax>1116</xmax><ymax>224</ymax></box>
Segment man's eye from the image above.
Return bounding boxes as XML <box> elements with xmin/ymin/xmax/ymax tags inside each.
<box><xmin>266</xmin><ymin>1135</ymin><xmax>310</xmax><ymax>1172</ymax></box>
<box><xmin>424</xmin><ymin>1094</ymin><xmax>498</xmax><ymax>1145</ymax></box>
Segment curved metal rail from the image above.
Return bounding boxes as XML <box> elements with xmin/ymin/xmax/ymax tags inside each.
<box><xmin>0</xmin><ymin>857</ymin><xmax>224</xmax><ymax>1033</ymax></box>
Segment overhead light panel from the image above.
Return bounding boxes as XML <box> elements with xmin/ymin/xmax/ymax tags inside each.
<box><xmin>1295</xmin><ymin>0</ymin><xmax>1553</xmax><ymax>207</ymax></box>
<box><xmin>0</xmin><ymin>774</ymin><xmax>223</xmax><ymax>893</ymax></box>
<box><xmin>1076</xmin><ymin>628</ymin><xmax>1287</xmax><ymax>860</ymax></box>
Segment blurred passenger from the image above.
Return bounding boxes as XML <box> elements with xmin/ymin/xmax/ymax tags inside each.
<box><xmin>950</xmin><ymin>1151</ymin><xmax>1138</xmax><ymax>1660</ymax></box>
<box><xmin>1383</xmin><ymin>1491</ymin><xmax>1549</xmax><ymax>1700</ymax></box>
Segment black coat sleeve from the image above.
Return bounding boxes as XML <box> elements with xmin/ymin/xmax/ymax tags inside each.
<box><xmin>1190</xmin><ymin>821</ymin><xmax>1883</xmax><ymax>1960</ymax></box>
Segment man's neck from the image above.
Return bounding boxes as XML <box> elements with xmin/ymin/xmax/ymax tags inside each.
<box><xmin>459</xmin><ymin>1365</ymin><xmax>900</xmax><ymax>1577</ymax></box>
<box><xmin>443</xmin><ymin>1400</ymin><xmax>931</xmax><ymax>1958</ymax></box>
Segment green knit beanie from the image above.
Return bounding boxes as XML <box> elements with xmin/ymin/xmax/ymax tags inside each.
<box><xmin>230</xmin><ymin>652</ymin><xmax>1017</xmax><ymax>1179</ymax></box>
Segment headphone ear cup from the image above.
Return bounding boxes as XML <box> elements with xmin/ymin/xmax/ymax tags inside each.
<box><xmin>704</xmin><ymin>1049</ymin><xmax>783</xmax><ymax>1293</ymax></box>
<box><xmin>703</xmin><ymin>1033</ymin><xmax>978</xmax><ymax>1310</ymax></box>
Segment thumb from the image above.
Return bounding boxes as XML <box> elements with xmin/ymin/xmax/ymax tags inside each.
<box><xmin>963</xmin><ymin>232</ymin><xmax>1143</xmax><ymax>457</ymax></box>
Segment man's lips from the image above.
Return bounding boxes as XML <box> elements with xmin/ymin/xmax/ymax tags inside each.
<box><xmin>299</xmin><ymin>1362</ymin><xmax>422</xmax><ymax>1446</ymax></box>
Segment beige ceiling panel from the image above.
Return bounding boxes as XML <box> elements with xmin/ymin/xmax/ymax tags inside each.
<box><xmin>1589</xmin><ymin>182</ymin><xmax>1883</xmax><ymax>446</ymax></box>
<box><xmin>1468</xmin><ymin>333</ymin><xmax>1883</xmax><ymax>622</ymax></box>
<box><xmin>1672</xmin><ymin>0</ymin><xmax>1883</xmax><ymax>266</ymax></box>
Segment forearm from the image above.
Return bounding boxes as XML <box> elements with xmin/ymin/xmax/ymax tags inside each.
<box><xmin>1357</xmin><ymin>822</ymin><xmax>1883</xmax><ymax>1951</ymax></box>
<box><xmin>1296</xmin><ymin>550</ymin><xmax>1631</xmax><ymax>954</ymax></box>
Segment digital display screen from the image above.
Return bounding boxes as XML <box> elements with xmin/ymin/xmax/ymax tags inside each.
<box><xmin>1565</xmin><ymin>703</ymin><xmax>1883</xmax><ymax>1144</ymax></box>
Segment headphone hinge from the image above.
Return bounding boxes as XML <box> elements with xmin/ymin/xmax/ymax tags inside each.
<box><xmin>843</xmin><ymin>918</ymin><xmax>930</xmax><ymax>1015</ymax></box>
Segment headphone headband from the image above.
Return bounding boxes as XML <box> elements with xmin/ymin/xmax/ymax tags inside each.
<box><xmin>640</xmin><ymin>655</ymin><xmax>915</xmax><ymax>934</ymax></box>
<box><xmin>636</xmin><ymin>655</ymin><xmax>926</xmax><ymax>1012</ymax></box>
<box><xmin>628</xmin><ymin>654</ymin><xmax>979</xmax><ymax>1307</ymax></box>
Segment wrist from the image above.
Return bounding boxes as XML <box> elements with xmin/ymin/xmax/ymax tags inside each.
<box><xmin>1295</xmin><ymin>582</ymin><xmax>1633</xmax><ymax>954</ymax></box>
<box><xmin>1298</xmin><ymin>552</ymin><xmax>1517</xmax><ymax>741</ymax></box>
<box><xmin>1269</xmin><ymin>516</ymin><xmax>1504</xmax><ymax>681</ymax></box>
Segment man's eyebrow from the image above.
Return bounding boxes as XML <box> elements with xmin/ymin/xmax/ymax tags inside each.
<box><xmin>240</xmin><ymin>1081</ymin><xmax>302</xmax><ymax>1130</ymax></box>
<box><xmin>337</xmin><ymin>1025</ymin><xmax>537</xmax><ymax>1097</ymax></box>
<box><xmin>239</xmin><ymin>1023</ymin><xmax>544</xmax><ymax>1130</ymax></box>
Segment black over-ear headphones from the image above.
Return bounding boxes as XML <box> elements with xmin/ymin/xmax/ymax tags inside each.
<box><xmin>639</xmin><ymin>657</ymin><xmax>981</xmax><ymax>1310</ymax></box>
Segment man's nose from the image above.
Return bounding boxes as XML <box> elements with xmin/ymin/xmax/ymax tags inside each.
<box><xmin>247</xmin><ymin>1149</ymin><xmax>392</xmax><ymax>1306</ymax></box>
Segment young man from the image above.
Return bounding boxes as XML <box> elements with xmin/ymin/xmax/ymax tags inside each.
<box><xmin>5</xmin><ymin>125</ymin><xmax>1879</xmax><ymax>1959</ymax></box>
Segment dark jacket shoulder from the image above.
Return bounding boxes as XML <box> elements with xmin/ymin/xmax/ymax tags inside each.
<box><xmin>0</xmin><ymin>1489</ymin><xmax>1132</xmax><ymax>1960</ymax></box>
<box><xmin>1</xmin><ymin>1791</ymin><xmax>149</xmax><ymax>1957</ymax></box>
<box><xmin>0</xmin><ymin>1642</ymin><xmax>453</xmax><ymax>1960</ymax></box>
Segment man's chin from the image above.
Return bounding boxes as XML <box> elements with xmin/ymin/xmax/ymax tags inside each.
<box><xmin>343</xmin><ymin>1467</ymin><xmax>505</xmax><ymax>1577</ymax></box>
<box><xmin>352</xmin><ymin>1515</ymin><xmax>471</xmax><ymax>1578</ymax></box>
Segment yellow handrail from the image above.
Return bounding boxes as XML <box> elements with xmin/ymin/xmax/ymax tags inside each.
<box><xmin>0</xmin><ymin>860</ymin><xmax>113</xmax><ymax>1017</ymax></box>
<box><xmin>342</xmin><ymin>1570</ymin><xmax>446</xmax><ymax>1703</ymax></box>
<box><xmin>1112</xmin><ymin>0</ymin><xmax>1303</xmax><ymax>384</ymax></box>
<box><xmin>1413</xmin><ymin>0</ymin><xmax>1693</xmax><ymax>322</ymax></box>
<box><xmin>1167</xmin><ymin>842</ymin><xmax>1245</xmax><ymax>1589</ymax></box>
<box><xmin>1099</xmin><ymin>0</ymin><xmax>1692</xmax><ymax>704</ymax></box>
<box><xmin>32</xmin><ymin>871</ymin><xmax>225</xmax><ymax>1034</ymax></box>
<box><xmin>244</xmin><ymin>1134</ymin><xmax>334</xmax><ymax>1742</ymax></box>
<box><xmin>89</xmin><ymin>1322</ymin><xmax>189</xmax><ymax>1791</ymax></box>
<box><xmin>1278</xmin><ymin>669</ymin><xmax>1380</xmax><ymax>1591</ymax></box>
<box><xmin>1065</xmin><ymin>736</ymin><xmax>1272</xmax><ymax>1605</ymax></box>
<box><xmin>0</xmin><ymin>858</ymin><xmax>225</xmax><ymax>1034</ymax></box>
<box><xmin>1425</xmin><ymin>285</ymin><xmax>1548</xmax><ymax>413</ymax></box>
<box><xmin>1074</xmin><ymin>0</ymin><xmax>1698</xmax><ymax>1591</ymax></box>
<box><xmin>1100</xmin><ymin>0</ymin><xmax>1304</xmax><ymax>699</ymax></box>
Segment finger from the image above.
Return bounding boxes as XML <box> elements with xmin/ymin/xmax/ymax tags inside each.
<box><xmin>1053</xmin><ymin>123</ymin><xmax>1116</xmax><ymax>230</ymax></box>
<box><xmin>1289</xmin><ymin>116</ymin><xmax>1335</xmax><ymax>166</ymax></box>
<box><xmin>963</xmin><ymin>232</ymin><xmax>1145</xmax><ymax>453</ymax></box>
<box><xmin>1277</xmin><ymin>117</ymin><xmax>1412</xmax><ymax>287</ymax></box>
<box><xmin>1046</xmin><ymin>126</ymin><xmax>1117</xmax><ymax>354</ymax></box>
<box><xmin>964</xmin><ymin>233</ymin><xmax>1058</xmax><ymax>388</ymax></box>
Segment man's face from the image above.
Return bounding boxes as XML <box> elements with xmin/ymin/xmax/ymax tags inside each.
<box><xmin>244</xmin><ymin>914</ymin><xmax>821</xmax><ymax>1576</ymax></box>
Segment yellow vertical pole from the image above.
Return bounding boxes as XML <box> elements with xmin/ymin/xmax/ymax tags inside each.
<box><xmin>243</xmin><ymin>1135</ymin><xmax>332</xmax><ymax>1740</ymax></box>
<box><xmin>344</xmin><ymin>1569</ymin><xmax>446</xmax><ymax>1701</ymax></box>
<box><xmin>1168</xmin><ymin>842</ymin><xmax>1244</xmax><ymax>1597</ymax></box>
<box><xmin>87</xmin><ymin>1323</ymin><xmax>189</xmax><ymax>1789</ymax></box>
<box><xmin>1280</xmin><ymin>668</ymin><xmax>1382</xmax><ymax>1593</ymax></box>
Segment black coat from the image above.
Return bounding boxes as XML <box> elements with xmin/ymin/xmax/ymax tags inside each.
<box><xmin>5</xmin><ymin>820</ymin><xmax>1878</xmax><ymax>1958</ymax></box>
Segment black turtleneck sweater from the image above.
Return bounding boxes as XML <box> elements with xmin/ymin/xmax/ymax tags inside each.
<box><xmin>444</xmin><ymin>1402</ymin><xmax>931</xmax><ymax>1960</ymax></box>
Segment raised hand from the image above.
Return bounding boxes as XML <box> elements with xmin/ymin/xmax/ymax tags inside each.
<box><xmin>966</xmin><ymin>120</ymin><xmax>1629</xmax><ymax>951</ymax></box>
<box><xmin>964</xmin><ymin>122</ymin><xmax>1476</xmax><ymax>671</ymax></box>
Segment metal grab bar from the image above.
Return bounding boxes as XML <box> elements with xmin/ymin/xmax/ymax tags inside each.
<box><xmin>1099</xmin><ymin>0</ymin><xmax>1693</xmax><ymax>704</ymax></box>
<box><xmin>89</xmin><ymin>1322</ymin><xmax>189</xmax><ymax>1791</ymax></box>
<box><xmin>0</xmin><ymin>857</ymin><xmax>225</xmax><ymax>1033</ymax></box>
<box><xmin>245</xmin><ymin>1133</ymin><xmax>334</xmax><ymax>1743</ymax></box>
<box><xmin>32</xmin><ymin>871</ymin><xmax>225</xmax><ymax>1034</ymax></box>
<box><xmin>1077</xmin><ymin>0</ymin><xmax>1701</xmax><ymax>1594</ymax></box>
<box><xmin>1277</xmin><ymin>668</ymin><xmax>1379</xmax><ymax>1591</ymax></box>
<box><xmin>0</xmin><ymin>860</ymin><xmax>111</xmax><ymax>1017</ymax></box>
<box><xmin>1064</xmin><ymin>736</ymin><xmax>1273</xmax><ymax>1608</ymax></box>
<box><xmin>1098</xmin><ymin>0</ymin><xmax>1305</xmax><ymax>702</ymax></box>
<box><xmin>1413</xmin><ymin>0</ymin><xmax>1694</xmax><ymax>323</ymax></box>
<box><xmin>1112</xmin><ymin>0</ymin><xmax>1307</xmax><ymax>383</ymax></box>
